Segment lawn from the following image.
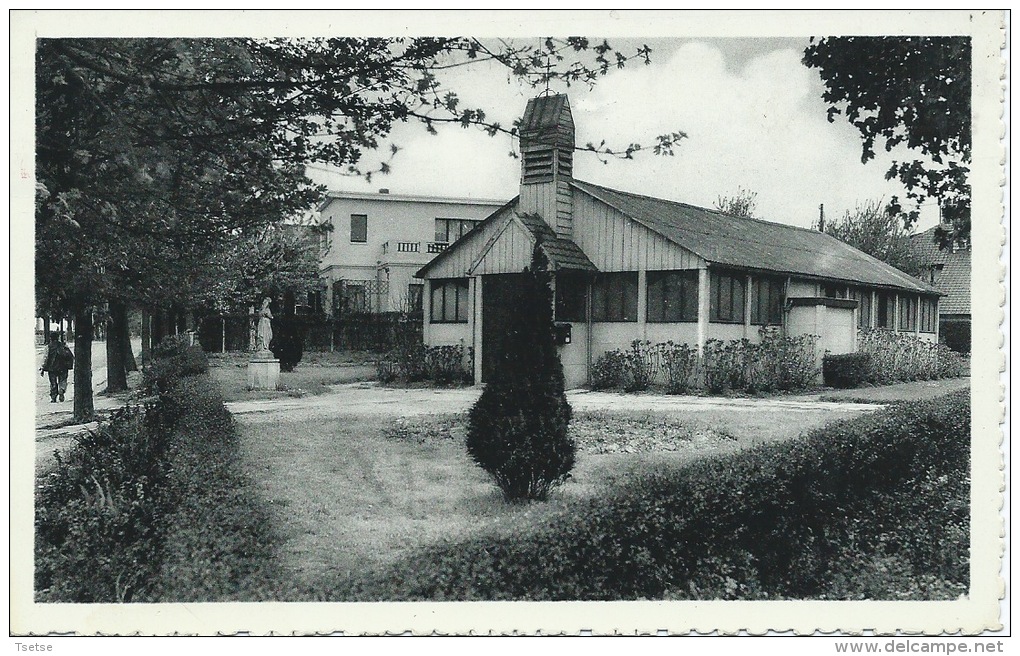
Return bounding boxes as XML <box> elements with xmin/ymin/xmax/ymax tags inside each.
<box><xmin>208</xmin><ymin>360</ymin><xmax>376</xmax><ymax>402</ymax></box>
<box><xmin>818</xmin><ymin>376</ymin><xmax>969</xmax><ymax>404</ymax></box>
<box><xmin>235</xmin><ymin>403</ymin><xmax>865</xmax><ymax>597</ymax></box>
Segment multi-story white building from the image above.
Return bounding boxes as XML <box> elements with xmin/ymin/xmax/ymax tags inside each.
<box><xmin>317</xmin><ymin>190</ymin><xmax>505</xmax><ymax>316</ymax></box>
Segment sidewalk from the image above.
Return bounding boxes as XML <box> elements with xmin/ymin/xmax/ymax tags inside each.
<box><xmin>35</xmin><ymin>339</ymin><xmax>142</xmax><ymax>472</ymax></box>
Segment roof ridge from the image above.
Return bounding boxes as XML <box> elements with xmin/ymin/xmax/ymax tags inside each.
<box><xmin>574</xmin><ymin>179</ymin><xmax>830</xmax><ymax>237</ymax></box>
<box><xmin>572</xmin><ymin>179</ymin><xmax>937</xmax><ymax>294</ymax></box>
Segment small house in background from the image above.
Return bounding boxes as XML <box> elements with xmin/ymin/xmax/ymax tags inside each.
<box><xmin>911</xmin><ymin>225</ymin><xmax>971</xmax><ymax>353</ymax></box>
<box><xmin>318</xmin><ymin>190</ymin><xmax>504</xmax><ymax>317</ymax></box>
<box><xmin>416</xmin><ymin>94</ymin><xmax>942</xmax><ymax>388</ymax></box>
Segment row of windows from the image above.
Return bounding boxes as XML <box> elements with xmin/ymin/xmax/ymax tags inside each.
<box><xmin>557</xmin><ymin>270</ymin><xmax>784</xmax><ymax>324</ymax></box>
<box><xmin>431</xmin><ymin>273</ymin><xmax>938</xmax><ymax>332</ymax></box>
<box><xmin>343</xmin><ymin>215</ymin><xmax>482</xmax><ymax>245</ymax></box>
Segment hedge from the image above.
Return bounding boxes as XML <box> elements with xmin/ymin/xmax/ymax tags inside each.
<box><xmin>336</xmin><ymin>390</ymin><xmax>970</xmax><ymax>601</ymax></box>
<box><xmin>35</xmin><ymin>337</ymin><xmax>283</xmax><ymax>602</ymax></box>
<box><xmin>823</xmin><ymin>353</ymin><xmax>872</xmax><ymax>389</ymax></box>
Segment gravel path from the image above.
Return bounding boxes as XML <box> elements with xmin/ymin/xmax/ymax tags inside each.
<box><xmin>224</xmin><ymin>382</ymin><xmax>882</xmax><ymax>423</ymax></box>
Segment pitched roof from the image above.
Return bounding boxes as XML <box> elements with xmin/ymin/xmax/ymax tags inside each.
<box><xmin>931</xmin><ymin>251</ymin><xmax>971</xmax><ymax>315</ymax></box>
<box><xmin>516</xmin><ymin>213</ymin><xmax>596</xmax><ymax>271</ymax></box>
<box><xmin>573</xmin><ymin>180</ymin><xmax>939</xmax><ymax>294</ymax></box>
<box><xmin>909</xmin><ymin>226</ymin><xmax>970</xmax><ymax>315</ymax></box>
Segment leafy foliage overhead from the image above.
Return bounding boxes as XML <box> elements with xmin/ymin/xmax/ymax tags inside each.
<box><xmin>36</xmin><ymin>37</ymin><xmax>686</xmax><ymax>316</ymax></box>
<box><xmin>803</xmin><ymin>36</ymin><xmax>971</xmax><ymax>246</ymax></box>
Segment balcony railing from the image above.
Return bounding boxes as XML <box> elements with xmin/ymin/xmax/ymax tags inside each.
<box><xmin>381</xmin><ymin>241</ymin><xmax>421</xmax><ymax>255</ymax></box>
<box><xmin>427</xmin><ymin>242</ymin><xmax>448</xmax><ymax>254</ymax></box>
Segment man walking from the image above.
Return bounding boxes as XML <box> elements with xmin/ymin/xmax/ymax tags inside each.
<box><xmin>40</xmin><ymin>334</ymin><xmax>73</xmax><ymax>402</ymax></box>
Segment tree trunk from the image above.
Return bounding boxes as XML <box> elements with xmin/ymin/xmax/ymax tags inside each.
<box><xmin>106</xmin><ymin>299</ymin><xmax>129</xmax><ymax>392</ymax></box>
<box><xmin>152</xmin><ymin>307</ymin><xmax>166</xmax><ymax>345</ymax></box>
<box><xmin>124</xmin><ymin>335</ymin><xmax>138</xmax><ymax>373</ymax></box>
<box><xmin>43</xmin><ymin>316</ymin><xmax>51</xmax><ymax>345</ymax></box>
<box><xmin>141</xmin><ymin>309</ymin><xmax>151</xmax><ymax>367</ymax></box>
<box><xmin>72</xmin><ymin>306</ymin><xmax>94</xmax><ymax>423</ymax></box>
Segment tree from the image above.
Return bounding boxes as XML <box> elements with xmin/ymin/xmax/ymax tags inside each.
<box><xmin>466</xmin><ymin>243</ymin><xmax>575</xmax><ymax>502</ymax></box>
<box><xmin>37</xmin><ymin>37</ymin><xmax>685</xmax><ymax>421</ymax></box>
<box><xmin>817</xmin><ymin>199</ymin><xmax>926</xmax><ymax>278</ymax></box>
<box><xmin>715</xmin><ymin>187</ymin><xmax>759</xmax><ymax>219</ymax></box>
<box><xmin>803</xmin><ymin>37</ymin><xmax>971</xmax><ymax>246</ymax></box>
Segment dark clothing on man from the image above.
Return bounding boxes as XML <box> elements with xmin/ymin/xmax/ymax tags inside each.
<box><xmin>41</xmin><ymin>340</ymin><xmax>73</xmax><ymax>402</ymax></box>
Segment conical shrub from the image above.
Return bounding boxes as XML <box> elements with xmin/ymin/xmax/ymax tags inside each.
<box><xmin>466</xmin><ymin>241</ymin><xmax>575</xmax><ymax>502</ymax></box>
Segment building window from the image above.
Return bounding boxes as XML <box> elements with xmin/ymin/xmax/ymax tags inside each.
<box><xmin>822</xmin><ymin>282</ymin><xmax>848</xmax><ymax>299</ymax></box>
<box><xmin>407</xmin><ymin>283</ymin><xmax>424</xmax><ymax>313</ymax></box>
<box><xmin>350</xmin><ymin>214</ymin><xmax>368</xmax><ymax>243</ymax></box>
<box><xmin>430</xmin><ymin>278</ymin><xmax>469</xmax><ymax>323</ymax></box>
<box><xmin>920</xmin><ymin>297</ymin><xmax>937</xmax><ymax>333</ymax></box>
<box><xmin>850</xmin><ymin>288</ymin><xmax>872</xmax><ymax>329</ymax></box>
<box><xmin>591</xmin><ymin>272</ymin><xmax>638</xmax><ymax>322</ymax></box>
<box><xmin>750</xmin><ymin>275</ymin><xmax>784</xmax><ymax>326</ymax></box>
<box><xmin>710</xmin><ymin>270</ymin><xmax>746</xmax><ymax>323</ymax></box>
<box><xmin>435</xmin><ymin>218</ymin><xmax>480</xmax><ymax>244</ymax></box>
<box><xmin>898</xmin><ymin>295</ymin><xmax>918</xmax><ymax>331</ymax></box>
<box><xmin>876</xmin><ymin>292</ymin><xmax>894</xmax><ymax>329</ymax></box>
<box><xmin>342</xmin><ymin>283</ymin><xmax>367</xmax><ymax>314</ymax></box>
<box><xmin>555</xmin><ymin>271</ymin><xmax>588</xmax><ymax>322</ymax></box>
<box><xmin>647</xmin><ymin>270</ymin><xmax>699</xmax><ymax>323</ymax></box>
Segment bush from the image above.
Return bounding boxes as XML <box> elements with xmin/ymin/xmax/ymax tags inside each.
<box><xmin>270</xmin><ymin>319</ymin><xmax>304</xmax><ymax>372</ymax></box>
<box><xmin>143</xmin><ymin>334</ymin><xmax>208</xmax><ymax>394</ymax></box>
<box><xmin>858</xmin><ymin>329</ymin><xmax>969</xmax><ymax>384</ymax></box>
<box><xmin>823</xmin><ymin>352</ymin><xmax>872</xmax><ymax>388</ymax></box>
<box><xmin>702</xmin><ymin>330</ymin><xmax>818</xmax><ymax>394</ymax></box>
<box><xmin>346</xmin><ymin>390</ymin><xmax>969</xmax><ymax>600</ymax></box>
<box><xmin>622</xmin><ymin>340</ymin><xmax>658</xmax><ymax>392</ymax></box>
<box><xmin>466</xmin><ymin>244</ymin><xmax>575</xmax><ymax>502</ymax></box>
<box><xmin>590</xmin><ymin>349</ymin><xmax>628</xmax><ymax>390</ymax></box>
<box><xmin>658</xmin><ymin>341</ymin><xmax>698</xmax><ymax>394</ymax></box>
<box><xmin>36</xmin><ymin>337</ymin><xmax>282</xmax><ymax>602</ymax></box>
<box><xmin>377</xmin><ymin>343</ymin><xmax>473</xmax><ymax>386</ymax></box>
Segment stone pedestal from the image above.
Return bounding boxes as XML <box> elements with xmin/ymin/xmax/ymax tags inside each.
<box><xmin>248</xmin><ymin>354</ymin><xmax>280</xmax><ymax>390</ymax></box>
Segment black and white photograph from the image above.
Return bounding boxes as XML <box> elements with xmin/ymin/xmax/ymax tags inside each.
<box><xmin>11</xmin><ymin>8</ymin><xmax>1006</xmax><ymax>642</ymax></box>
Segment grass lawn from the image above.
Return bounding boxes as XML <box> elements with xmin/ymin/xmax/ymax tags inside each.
<box><xmin>818</xmin><ymin>376</ymin><xmax>969</xmax><ymax>404</ymax></box>
<box><xmin>208</xmin><ymin>361</ymin><xmax>376</xmax><ymax>402</ymax></box>
<box><xmin>236</xmin><ymin>404</ymin><xmax>864</xmax><ymax>597</ymax></box>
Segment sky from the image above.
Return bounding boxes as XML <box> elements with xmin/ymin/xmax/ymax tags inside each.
<box><xmin>312</xmin><ymin>37</ymin><xmax>943</xmax><ymax>232</ymax></box>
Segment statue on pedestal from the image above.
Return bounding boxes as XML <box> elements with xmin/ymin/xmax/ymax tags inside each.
<box><xmin>255</xmin><ymin>297</ymin><xmax>273</xmax><ymax>354</ymax></box>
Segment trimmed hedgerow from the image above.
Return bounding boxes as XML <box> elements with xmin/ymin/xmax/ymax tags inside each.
<box><xmin>35</xmin><ymin>338</ymin><xmax>283</xmax><ymax>602</ymax></box>
<box><xmin>823</xmin><ymin>353</ymin><xmax>873</xmax><ymax>389</ymax></box>
<box><xmin>337</xmin><ymin>390</ymin><xmax>969</xmax><ymax>601</ymax></box>
<box><xmin>146</xmin><ymin>375</ymin><xmax>285</xmax><ymax>601</ymax></box>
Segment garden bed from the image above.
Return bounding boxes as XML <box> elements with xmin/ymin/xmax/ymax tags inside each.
<box><xmin>384</xmin><ymin>410</ymin><xmax>736</xmax><ymax>454</ymax></box>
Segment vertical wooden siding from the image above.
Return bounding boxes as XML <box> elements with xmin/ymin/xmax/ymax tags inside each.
<box><xmin>473</xmin><ymin>220</ymin><xmax>534</xmax><ymax>275</ymax></box>
<box><xmin>423</xmin><ymin>205</ymin><xmax>516</xmax><ymax>279</ymax></box>
<box><xmin>572</xmin><ymin>191</ymin><xmax>703</xmax><ymax>271</ymax></box>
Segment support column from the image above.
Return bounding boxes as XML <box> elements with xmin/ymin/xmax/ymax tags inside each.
<box><xmin>472</xmin><ymin>276</ymin><xmax>483</xmax><ymax>386</ymax></box>
<box><xmin>696</xmin><ymin>267</ymin><xmax>710</xmax><ymax>350</ymax></box>
<box><xmin>422</xmin><ymin>279</ymin><xmax>432</xmax><ymax>346</ymax></box>
<box><xmin>744</xmin><ymin>274</ymin><xmax>753</xmax><ymax>339</ymax></box>
<box><xmin>637</xmin><ymin>269</ymin><xmax>647</xmax><ymax>341</ymax></box>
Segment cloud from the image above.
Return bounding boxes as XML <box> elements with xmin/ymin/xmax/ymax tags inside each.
<box><xmin>310</xmin><ymin>38</ymin><xmax>940</xmax><ymax>231</ymax></box>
